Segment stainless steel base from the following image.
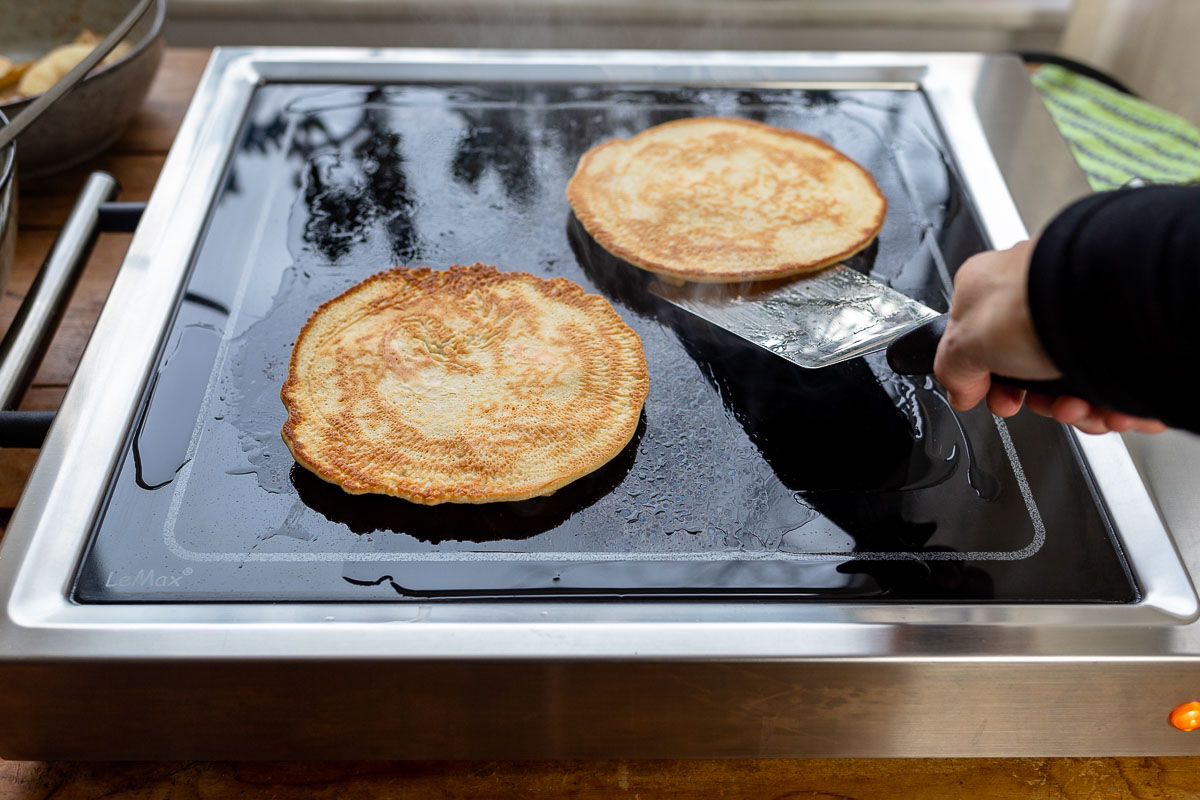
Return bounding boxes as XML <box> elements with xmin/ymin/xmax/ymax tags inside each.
<box><xmin>5</xmin><ymin>659</ymin><xmax>1200</xmax><ymax>759</ymax></box>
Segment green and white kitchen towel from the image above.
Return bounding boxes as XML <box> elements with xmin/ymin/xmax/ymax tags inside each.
<box><xmin>1032</xmin><ymin>63</ymin><xmax>1200</xmax><ymax>190</ymax></box>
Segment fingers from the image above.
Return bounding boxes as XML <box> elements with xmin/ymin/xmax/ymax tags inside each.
<box><xmin>1048</xmin><ymin>396</ymin><xmax>1113</xmax><ymax>434</ymax></box>
<box><xmin>1098</xmin><ymin>412</ymin><xmax>1138</xmax><ymax>433</ymax></box>
<box><xmin>1023</xmin><ymin>393</ymin><xmax>1167</xmax><ymax>435</ymax></box>
<box><xmin>1068</xmin><ymin>414</ymin><xmax>1111</xmax><ymax>436</ymax></box>
<box><xmin>942</xmin><ymin>375</ymin><xmax>992</xmax><ymax>412</ymax></box>
<box><xmin>1056</xmin><ymin>400</ymin><xmax>1167</xmax><ymax>435</ymax></box>
<box><xmin>1025</xmin><ymin>392</ymin><xmax>1056</xmax><ymax>418</ymax></box>
<box><xmin>1050</xmin><ymin>395</ymin><xmax>1092</xmax><ymax>425</ymax></box>
<box><xmin>932</xmin><ymin>334</ymin><xmax>992</xmax><ymax>412</ymax></box>
<box><xmin>985</xmin><ymin>384</ymin><xmax>1026</xmax><ymax>418</ymax></box>
<box><xmin>1105</xmin><ymin>411</ymin><xmax>1167</xmax><ymax>435</ymax></box>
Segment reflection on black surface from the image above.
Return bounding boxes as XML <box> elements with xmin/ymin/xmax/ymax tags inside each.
<box><xmin>839</xmin><ymin>237</ymin><xmax>880</xmax><ymax>276</ymax></box>
<box><xmin>451</xmin><ymin>108</ymin><xmax>537</xmax><ymax>203</ymax></box>
<box><xmin>735</xmin><ymin>90</ymin><xmax>770</xmax><ymax>123</ymax></box>
<box><xmin>223</xmin><ymin>111</ymin><xmax>290</xmax><ymax>196</ymax></box>
<box><xmin>677</xmin><ymin>319</ymin><xmax>918</xmax><ymax>492</ymax></box>
<box><xmin>674</xmin><ymin>299</ymin><xmax>998</xmax><ymax>598</ymax></box>
<box><xmin>303</xmin><ymin>158</ymin><xmax>374</xmax><ymax>261</ymax></box>
<box><xmin>133</xmin><ymin>325</ymin><xmax>223</xmax><ymax>490</ymax></box>
<box><xmin>802</xmin><ymin>89</ymin><xmax>840</xmax><ymax>109</ymax></box>
<box><xmin>573</xmin><ymin>211</ymin><xmax>937</xmax><ymax>491</ymax></box>
<box><xmin>568</xmin><ymin>213</ymin><xmax>658</xmax><ymax>316</ymax></box>
<box><xmin>682</xmin><ymin>326</ymin><xmax>994</xmax><ymax>598</ymax></box>
<box><xmin>838</xmin><ymin>548</ymin><xmax>994</xmax><ymax>600</ymax></box>
<box><xmin>181</xmin><ymin>291</ymin><xmax>232</xmax><ymax>317</ymax></box>
<box><xmin>241</xmin><ymin>113</ymin><xmax>289</xmax><ymax>156</ymax></box>
<box><xmin>344</xmin><ymin>560</ymin><xmax>892</xmax><ymax>600</ymax></box>
<box><xmin>298</xmin><ymin>88</ymin><xmax>418</xmax><ymax>262</ymax></box>
<box><xmin>292</xmin><ymin>414</ymin><xmax>645</xmax><ymax>542</ymax></box>
<box><xmin>569</xmin><ymin>211</ymin><xmax>994</xmax><ymax>598</ymax></box>
<box><xmin>544</xmin><ymin>88</ymin><xmax>688</xmax><ymax>169</ymax></box>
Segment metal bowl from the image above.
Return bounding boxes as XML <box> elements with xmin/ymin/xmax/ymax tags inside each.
<box><xmin>0</xmin><ymin>109</ymin><xmax>15</xmax><ymax>299</ymax></box>
<box><xmin>0</xmin><ymin>0</ymin><xmax>165</xmax><ymax>178</ymax></box>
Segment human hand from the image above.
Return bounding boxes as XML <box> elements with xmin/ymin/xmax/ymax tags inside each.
<box><xmin>932</xmin><ymin>240</ymin><xmax>1166</xmax><ymax>435</ymax></box>
<box><xmin>1023</xmin><ymin>392</ymin><xmax>1166</xmax><ymax>435</ymax></box>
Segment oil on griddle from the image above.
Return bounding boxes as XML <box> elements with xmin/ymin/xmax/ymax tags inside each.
<box><xmin>73</xmin><ymin>82</ymin><xmax>1137</xmax><ymax>603</ymax></box>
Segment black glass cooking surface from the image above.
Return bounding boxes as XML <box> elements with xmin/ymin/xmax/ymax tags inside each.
<box><xmin>75</xmin><ymin>81</ymin><xmax>1137</xmax><ymax>603</ymax></box>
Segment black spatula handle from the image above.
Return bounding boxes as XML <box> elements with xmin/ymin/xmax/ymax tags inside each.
<box><xmin>886</xmin><ymin>314</ymin><xmax>1077</xmax><ymax>398</ymax></box>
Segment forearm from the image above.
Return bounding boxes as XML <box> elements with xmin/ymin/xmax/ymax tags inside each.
<box><xmin>1028</xmin><ymin>184</ymin><xmax>1200</xmax><ymax>432</ymax></box>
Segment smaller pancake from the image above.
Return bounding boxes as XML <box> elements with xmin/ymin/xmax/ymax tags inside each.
<box><xmin>567</xmin><ymin>116</ymin><xmax>887</xmax><ymax>283</ymax></box>
<box><xmin>281</xmin><ymin>264</ymin><xmax>649</xmax><ymax>504</ymax></box>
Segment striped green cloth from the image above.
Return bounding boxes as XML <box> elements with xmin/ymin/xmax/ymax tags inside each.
<box><xmin>1031</xmin><ymin>63</ymin><xmax>1200</xmax><ymax>190</ymax></box>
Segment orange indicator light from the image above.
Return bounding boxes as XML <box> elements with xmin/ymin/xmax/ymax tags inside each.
<box><xmin>1170</xmin><ymin>702</ymin><xmax>1200</xmax><ymax>731</ymax></box>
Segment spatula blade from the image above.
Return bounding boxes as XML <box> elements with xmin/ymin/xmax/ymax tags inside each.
<box><xmin>650</xmin><ymin>264</ymin><xmax>941</xmax><ymax>369</ymax></box>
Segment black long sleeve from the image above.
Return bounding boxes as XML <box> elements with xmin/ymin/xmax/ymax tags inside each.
<box><xmin>1028</xmin><ymin>184</ymin><xmax>1200</xmax><ymax>432</ymax></box>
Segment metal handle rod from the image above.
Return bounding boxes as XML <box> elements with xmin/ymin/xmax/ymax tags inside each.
<box><xmin>0</xmin><ymin>171</ymin><xmax>120</xmax><ymax>411</ymax></box>
<box><xmin>0</xmin><ymin>410</ymin><xmax>56</xmax><ymax>448</ymax></box>
<box><xmin>0</xmin><ymin>0</ymin><xmax>155</xmax><ymax>153</ymax></box>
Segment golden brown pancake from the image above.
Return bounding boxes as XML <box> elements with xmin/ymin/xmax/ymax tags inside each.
<box><xmin>281</xmin><ymin>264</ymin><xmax>649</xmax><ymax>504</ymax></box>
<box><xmin>567</xmin><ymin>116</ymin><xmax>887</xmax><ymax>283</ymax></box>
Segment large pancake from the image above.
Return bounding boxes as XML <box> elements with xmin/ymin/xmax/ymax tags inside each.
<box><xmin>567</xmin><ymin>116</ymin><xmax>887</xmax><ymax>283</ymax></box>
<box><xmin>281</xmin><ymin>264</ymin><xmax>648</xmax><ymax>504</ymax></box>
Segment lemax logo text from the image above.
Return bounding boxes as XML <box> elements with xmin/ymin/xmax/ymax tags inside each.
<box><xmin>105</xmin><ymin>567</ymin><xmax>194</xmax><ymax>588</ymax></box>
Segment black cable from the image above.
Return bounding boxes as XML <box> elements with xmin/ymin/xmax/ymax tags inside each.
<box><xmin>1015</xmin><ymin>51</ymin><xmax>1139</xmax><ymax>97</ymax></box>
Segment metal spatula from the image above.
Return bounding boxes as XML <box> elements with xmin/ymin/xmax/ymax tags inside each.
<box><xmin>653</xmin><ymin>269</ymin><xmax>1079</xmax><ymax>396</ymax></box>
<box><xmin>650</xmin><ymin>263</ymin><xmax>941</xmax><ymax>369</ymax></box>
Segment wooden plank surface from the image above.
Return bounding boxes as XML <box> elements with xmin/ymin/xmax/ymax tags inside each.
<box><xmin>1</xmin><ymin>757</ymin><xmax>1200</xmax><ymax>799</ymax></box>
<box><xmin>2</xmin><ymin>46</ymin><xmax>1200</xmax><ymax>798</ymax></box>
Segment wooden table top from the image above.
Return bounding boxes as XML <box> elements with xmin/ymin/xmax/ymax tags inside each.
<box><xmin>2</xmin><ymin>48</ymin><xmax>1200</xmax><ymax>799</ymax></box>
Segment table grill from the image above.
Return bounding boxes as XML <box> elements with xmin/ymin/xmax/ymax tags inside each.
<box><xmin>2</xmin><ymin>48</ymin><xmax>1200</xmax><ymax>759</ymax></box>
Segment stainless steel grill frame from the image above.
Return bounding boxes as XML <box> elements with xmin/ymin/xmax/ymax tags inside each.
<box><xmin>3</xmin><ymin>48</ymin><xmax>1200</xmax><ymax>759</ymax></box>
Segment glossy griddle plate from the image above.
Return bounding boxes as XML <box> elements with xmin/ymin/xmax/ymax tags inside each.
<box><xmin>73</xmin><ymin>81</ymin><xmax>1136</xmax><ymax>604</ymax></box>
